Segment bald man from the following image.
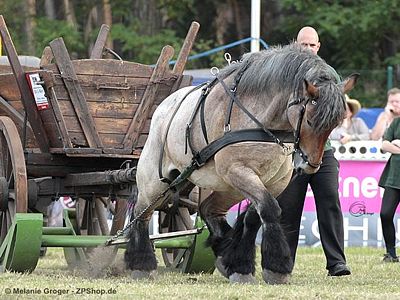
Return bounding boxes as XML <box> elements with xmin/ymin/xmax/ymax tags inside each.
<box><xmin>296</xmin><ymin>26</ymin><xmax>320</xmax><ymax>55</ymax></box>
<box><xmin>277</xmin><ymin>26</ymin><xmax>351</xmax><ymax>277</ymax></box>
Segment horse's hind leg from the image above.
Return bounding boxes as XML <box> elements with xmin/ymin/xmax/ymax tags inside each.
<box><xmin>221</xmin><ymin>205</ymin><xmax>261</xmax><ymax>284</ymax></box>
<box><xmin>198</xmin><ymin>191</ymin><xmax>237</xmax><ymax>277</ymax></box>
<box><xmin>124</xmin><ymin>195</ymin><xmax>158</xmax><ymax>280</ymax></box>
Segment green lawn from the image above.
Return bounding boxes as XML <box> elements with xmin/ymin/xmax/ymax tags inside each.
<box><xmin>1</xmin><ymin>247</ymin><xmax>399</xmax><ymax>299</ymax></box>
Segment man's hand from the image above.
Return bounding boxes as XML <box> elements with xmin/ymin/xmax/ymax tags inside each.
<box><xmin>392</xmin><ymin>139</ymin><xmax>400</xmax><ymax>148</ymax></box>
<box><xmin>340</xmin><ymin>133</ymin><xmax>352</xmax><ymax>144</ymax></box>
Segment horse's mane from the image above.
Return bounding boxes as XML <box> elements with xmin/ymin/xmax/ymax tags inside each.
<box><xmin>218</xmin><ymin>43</ymin><xmax>346</xmax><ymax>134</ymax></box>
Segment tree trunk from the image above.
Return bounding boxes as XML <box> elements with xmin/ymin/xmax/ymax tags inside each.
<box><xmin>132</xmin><ymin>0</ymin><xmax>162</xmax><ymax>35</ymax></box>
<box><xmin>25</xmin><ymin>0</ymin><xmax>36</xmax><ymax>55</ymax></box>
<box><xmin>103</xmin><ymin>0</ymin><xmax>113</xmax><ymax>51</ymax></box>
<box><xmin>63</xmin><ymin>0</ymin><xmax>78</xmax><ymax>29</ymax></box>
<box><xmin>44</xmin><ymin>0</ymin><xmax>56</xmax><ymax>19</ymax></box>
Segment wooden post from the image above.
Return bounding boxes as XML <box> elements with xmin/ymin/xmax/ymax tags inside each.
<box><xmin>0</xmin><ymin>15</ymin><xmax>50</xmax><ymax>152</ymax></box>
<box><xmin>172</xmin><ymin>21</ymin><xmax>200</xmax><ymax>76</ymax></box>
<box><xmin>122</xmin><ymin>45</ymin><xmax>175</xmax><ymax>149</ymax></box>
<box><xmin>40</xmin><ymin>46</ymin><xmax>53</xmax><ymax>67</ymax></box>
<box><xmin>50</xmin><ymin>37</ymin><xmax>103</xmax><ymax>149</ymax></box>
<box><xmin>90</xmin><ymin>24</ymin><xmax>110</xmax><ymax>59</ymax></box>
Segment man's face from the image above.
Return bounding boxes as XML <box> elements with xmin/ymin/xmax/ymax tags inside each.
<box><xmin>387</xmin><ymin>93</ymin><xmax>400</xmax><ymax>115</ymax></box>
<box><xmin>297</xmin><ymin>33</ymin><xmax>320</xmax><ymax>55</ymax></box>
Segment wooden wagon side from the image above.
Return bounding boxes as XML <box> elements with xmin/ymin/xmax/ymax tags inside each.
<box><xmin>0</xmin><ymin>16</ymin><xmax>210</xmax><ymax>275</ymax></box>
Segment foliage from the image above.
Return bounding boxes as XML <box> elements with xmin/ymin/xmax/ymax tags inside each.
<box><xmin>1</xmin><ymin>0</ymin><xmax>399</xmax><ymax>106</ymax></box>
<box><xmin>34</xmin><ymin>18</ymin><xmax>85</xmax><ymax>58</ymax></box>
<box><xmin>278</xmin><ymin>0</ymin><xmax>400</xmax><ymax>107</ymax></box>
<box><xmin>111</xmin><ymin>23</ymin><xmax>183</xmax><ymax>64</ymax></box>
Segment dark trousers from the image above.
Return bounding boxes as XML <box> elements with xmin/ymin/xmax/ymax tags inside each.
<box><xmin>380</xmin><ymin>187</ymin><xmax>400</xmax><ymax>254</ymax></box>
<box><xmin>278</xmin><ymin>149</ymin><xmax>346</xmax><ymax>269</ymax></box>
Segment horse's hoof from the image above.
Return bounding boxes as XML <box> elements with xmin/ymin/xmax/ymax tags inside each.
<box><xmin>130</xmin><ymin>270</ymin><xmax>156</xmax><ymax>280</ymax></box>
<box><xmin>262</xmin><ymin>269</ymin><xmax>290</xmax><ymax>285</ymax></box>
<box><xmin>215</xmin><ymin>256</ymin><xmax>229</xmax><ymax>278</ymax></box>
<box><xmin>229</xmin><ymin>272</ymin><xmax>257</xmax><ymax>284</ymax></box>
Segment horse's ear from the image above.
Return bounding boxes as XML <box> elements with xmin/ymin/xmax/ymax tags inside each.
<box><xmin>304</xmin><ymin>79</ymin><xmax>319</xmax><ymax>98</ymax></box>
<box><xmin>341</xmin><ymin>73</ymin><xmax>360</xmax><ymax>93</ymax></box>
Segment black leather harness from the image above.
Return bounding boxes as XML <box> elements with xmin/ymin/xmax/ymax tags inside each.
<box><xmin>158</xmin><ymin>66</ymin><xmax>303</xmax><ymax>190</ymax></box>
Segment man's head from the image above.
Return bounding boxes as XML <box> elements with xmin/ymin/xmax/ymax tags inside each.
<box><xmin>296</xmin><ymin>26</ymin><xmax>320</xmax><ymax>55</ymax></box>
<box><xmin>387</xmin><ymin>88</ymin><xmax>400</xmax><ymax>116</ymax></box>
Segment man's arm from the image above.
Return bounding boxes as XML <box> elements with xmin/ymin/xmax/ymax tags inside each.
<box><xmin>370</xmin><ymin>112</ymin><xmax>392</xmax><ymax>140</ymax></box>
<box><xmin>381</xmin><ymin>140</ymin><xmax>400</xmax><ymax>154</ymax></box>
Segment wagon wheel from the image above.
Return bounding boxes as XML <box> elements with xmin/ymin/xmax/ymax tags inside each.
<box><xmin>159</xmin><ymin>205</ymin><xmax>194</xmax><ymax>270</ymax></box>
<box><xmin>63</xmin><ymin>197</ymin><xmax>127</xmax><ymax>268</ymax></box>
<box><xmin>158</xmin><ymin>187</ymin><xmax>215</xmax><ymax>273</ymax></box>
<box><xmin>158</xmin><ymin>185</ymin><xmax>201</xmax><ymax>272</ymax></box>
<box><xmin>0</xmin><ymin>116</ymin><xmax>28</xmax><ymax>246</ymax></box>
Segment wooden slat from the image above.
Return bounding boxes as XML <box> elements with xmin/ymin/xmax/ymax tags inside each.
<box><xmin>123</xmin><ymin>45</ymin><xmax>175</xmax><ymax>149</ymax></box>
<box><xmin>0</xmin><ymin>15</ymin><xmax>50</xmax><ymax>152</ymax></box>
<box><xmin>40</xmin><ymin>46</ymin><xmax>53</xmax><ymax>67</ymax></box>
<box><xmin>90</xmin><ymin>24</ymin><xmax>110</xmax><ymax>59</ymax></box>
<box><xmin>173</xmin><ymin>21</ymin><xmax>200</xmax><ymax>75</ymax></box>
<box><xmin>0</xmin><ymin>95</ymin><xmax>33</xmax><ymax>133</ymax></box>
<box><xmin>64</xmin><ymin>148</ymin><xmax>102</xmax><ymax>155</ymax></box>
<box><xmin>50</xmin><ymin>37</ymin><xmax>103</xmax><ymax>149</ymax></box>
<box><xmin>43</xmin><ymin>59</ymin><xmax>153</xmax><ymax>78</ymax></box>
<box><xmin>41</xmin><ymin>70</ymin><xmax>73</xmax><ymax>148</ymax></box>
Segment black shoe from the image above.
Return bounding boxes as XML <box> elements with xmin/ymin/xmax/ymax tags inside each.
<box><xmin>382</xmin><ymin>253</ymin><xmax>399</xmax><ymax>263</ymax></box>
<box><xmin>328</xmin><ymin>263</ymin><xmax>351</xmax><ymax>276</ymax></box>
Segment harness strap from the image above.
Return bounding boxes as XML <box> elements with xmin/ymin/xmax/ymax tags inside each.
<box><xmin>168</xmin><ymin>128</ymin><xmax>294</xmax><ymax>191</ymax></box>
<box><xmin>199</xmin><ymin>93</ymin><xmax>209</xmax><ymax>144</ymax></box>
<box><xmin>217</xmin><ymin>76</ymin><xmax>286</xmax><ymax>148</ymax></box>
<box><xmin>158</xmin><ymin>84</ymin><xmax>206</xmax><ymax>183</ymax></box>
<box><xmin>193</xmin><ymin>128</ymin><xmax>294</xmax><ymax>167</ymax></box>
<box><xmin>224</xmin><ymin>63</ymin><xmax>250</xmax><ymax>132</ymax></box>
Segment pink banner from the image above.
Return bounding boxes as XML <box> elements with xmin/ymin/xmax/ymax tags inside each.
<box><xmin>230</xmin><ymin>160</ymin><xmax>400</xmax><ymax>214</ymax></box>
<box><xmin>305</xmin><ymin>160</ymin><xmax>400</xmax><ymax>213</ymax></box>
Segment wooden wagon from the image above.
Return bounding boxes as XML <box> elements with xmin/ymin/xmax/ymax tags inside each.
<box><xmin>0</xmin><ymin>16</ymin><xmax>214</xmax><ymax>274</ymax></box>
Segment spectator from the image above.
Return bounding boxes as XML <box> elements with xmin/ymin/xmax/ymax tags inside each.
<box><xmin>330</xmin><ymin>95</ymin><xmax>370</xmax><ymax>143</ymax></box>
<box><xmin>378</xmin><ymin>116</ymin><xmax>400</xmax><ymax>262</ymax></box>
<box><xmin>370</xmin><ymin>88</ymin><xmax>400</xmax><ymax>140</ymax></box>
<box><xmin>277</xmin><ymin>26</ymin><xmax>351</xmax><ymax>277</ymax></box>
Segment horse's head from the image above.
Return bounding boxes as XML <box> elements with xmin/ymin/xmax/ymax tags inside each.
<box><xmin>287</xmin><ymin>73</ymin><xmax>359</xmax><ymax>174</ymax></box>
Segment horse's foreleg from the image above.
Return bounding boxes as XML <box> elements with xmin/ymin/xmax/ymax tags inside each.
<box><xmin>219</xmin><ymin>167</ymin><xmax>293</xmax><ymax>284</ymax></box>
<box><xmin>124</xmin><ymin>199</ymin><xmax>157</xmax><ymax>280</ymax></box>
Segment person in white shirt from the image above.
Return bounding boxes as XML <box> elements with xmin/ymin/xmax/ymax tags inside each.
<box><xmin>330</xmin><ymin>95</ymin><xmax>370</xmax><ymax>143</ymax></box>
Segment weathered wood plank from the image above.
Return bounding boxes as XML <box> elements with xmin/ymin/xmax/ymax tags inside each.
<box><xmin>40</xmin><ymin>46</ymin><xmax>53</xmax><ymax>67</ymax></box>
<box><xmin>90</xmin><ymin>24</ymin><xmax>110</xmax><ymax>59</ymax></box>
<box><xmin>58</xmin><ymin>100</ymin><xmax>139</xmax><ymax>118</ymax></box>
<box><xmin>173</xmin><ymin>21</ymin><xmax>200</xmax><ymax>75</ymax></box>
<box><xmin>123</xmin><ymin>45</ymin><xmax>175</xmax><ymax>149</ymax></box>
<box><xmin>41</xmin><ymin>70</ymin><xmax>73</xmax><ymax>148</ymax></box>
<box><xmin>0</xmin><ymin>15</ymin><xmax>49</xmax><ymax>152</ymax></box>
<box><xmin>49</xmin><ymin>37</ymin><xmax>103</xmax><ymax>149</ymax></box>
<box><xmin>43</xmin><ymin>59</ymin><xmax>153</xmax><ymax>78</ymax></box>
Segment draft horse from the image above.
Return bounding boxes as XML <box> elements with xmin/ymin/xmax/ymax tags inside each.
<box><xmin>125</xmin><ymin>43</ymin><xmax>358</xmax><ymax>284</ymax></box>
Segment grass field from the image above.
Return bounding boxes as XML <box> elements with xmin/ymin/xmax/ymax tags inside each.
<box><xmin>1</xmin><ymin>247</ymin><xmax>399</xmax><ymax>299</ymax></box>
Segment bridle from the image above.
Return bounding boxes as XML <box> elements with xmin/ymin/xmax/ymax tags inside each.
<box><xmin>287</xmin><ymin>96</ymin><xmax>322</xmax><ymax>169</ymax></box>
